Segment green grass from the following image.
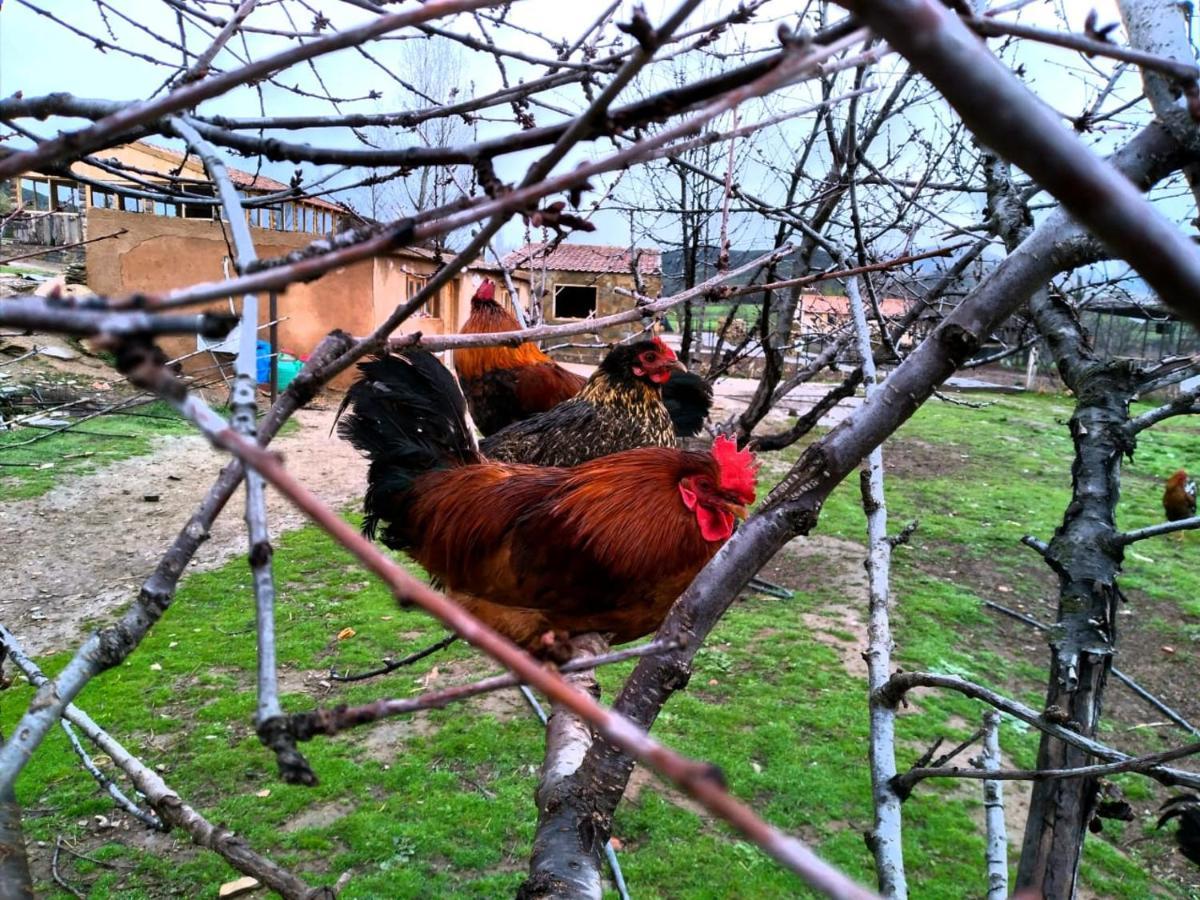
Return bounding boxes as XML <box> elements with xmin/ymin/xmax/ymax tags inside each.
<box><xmin>0</xmin><ymin>402</ymin><xmax>295</xmax><ymax>500</ymax></box>
<box><xmin>0</xmin><ymin>401</ymin><xmax>195</xmax><ymax>500</ymax></box>
<box><xmin>4</xmin><ymin>391</ymin><xmax>1198</xmax><ymax>897</ymax></box>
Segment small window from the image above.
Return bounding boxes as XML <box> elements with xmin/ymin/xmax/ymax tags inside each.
<box><xmin>90</xmin><ymin>188</ymin><xmax>115</xmax><ymax>209</ymax></box>
<box><xmin>282</xmin><ymin>203</ymin><xmax>296</xmax><ymax>230</ymax></box>
<box><xmin>554</xmin><ymin>284</ymin><xmax>597</xmax><ymax>319</ymax></box>
<box><xmin>52</xmin><ymin>180</ymin><xmax>80</xmax><ymax>212</ymax></box>
<box><xmin>182</xmin><ymin>186</ymin><xmax>215</xmax><ymax>219</ymax></box>
<box><xmin>407</xmin><ymin>276</ymin><xmax>441</xmax><ymax>317</ymax></box>
<box><xmin>153</xmin><ymin>200</ymin><xmax>178</xmax><ymax>217</ymax></box>
<box><xmin>20</xmin><ymin>177</ymin><xmax>50</xmax><ymax>211</ymax></box>
<box><xmin>119</xmin><ymin>194</ymin><xmax>142</xmax><ymax>213</ymax></box>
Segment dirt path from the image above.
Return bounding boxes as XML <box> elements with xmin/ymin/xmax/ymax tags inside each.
<box><xmin>0</xmin><ymin>406</ymin><xmax>366</xmax><ymax>655</ymax></box>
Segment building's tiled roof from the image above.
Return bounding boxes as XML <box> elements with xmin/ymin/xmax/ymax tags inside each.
<box><xmin>503</xmin><ymin>242</ymin><xmax>661</xmax><ymax>275</ymax></box>
<box><xmin>129</xmin><ymin>142</ymin><xmax>344</xmax><ymax>212</ymax></box>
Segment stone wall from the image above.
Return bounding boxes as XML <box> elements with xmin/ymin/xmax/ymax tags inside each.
<box><xmin>538</xmin><ymin>269</ymin><xmax>663</xmax><ymax>362</ymax></box>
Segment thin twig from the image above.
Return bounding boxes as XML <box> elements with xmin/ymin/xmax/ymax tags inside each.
<box><xmin>330</xmin><ymin>633</ymin><xmax>459</xmax><ymax>683</ymax></box>
<box><xmin>1116</xmin><ymin>515</ymin><xmax>1200</xmax><ymax>544</ymax></box>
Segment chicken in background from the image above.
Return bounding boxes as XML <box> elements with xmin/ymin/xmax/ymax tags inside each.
<box><xmin>1163</xmin><ymin>469</ymin><xmax>1197</xmax><ymax>522</ymax></box>
<box><xmin>454</xmin><ymin>277</ymin><xmax>715</xmax><ymax>439</ymax></box>
<box><xmin>1158</xmin><ymin>794</ymin><xmax>1200</xmax><ymax>867</ymax></box>
<box><xmin>453</xmin><ymin>278</ymin><xmax>585</xmax><ymax>436</ymax></box>
<box><xmin>336</xmin><ymin>348</ymin><xmax>757</xmax><ymax>653</ymax></box>
<box><xmin>481</xmin><ymin>336</ymin><xmax>704</xmax><ymax>467</ymax></box>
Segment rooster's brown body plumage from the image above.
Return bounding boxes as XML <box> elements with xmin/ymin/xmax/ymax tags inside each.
<box><xmin>1163</xmin><ymin>469</ymin><xmax>1197</xmax><ymax>522</ymax></box>
<box><xmin>480</xmin><ymin>338</ymin><xmax>680</xmax><ymax>467</ymax></box>
<box><xmin>337</xmin><ymin>349</ymin><xmax>756</xmax><ymax>651</ymax></box>
<box><xmin>453</xmin><ymin>280</ymin><xmax>585</xmax><ymax>436</ymax></box>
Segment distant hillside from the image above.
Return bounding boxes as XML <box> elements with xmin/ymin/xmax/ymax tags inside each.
<box><xmin>660</xmin><ymin>246</ymin><xmax>836</xmax><ymax>295</ymax></box>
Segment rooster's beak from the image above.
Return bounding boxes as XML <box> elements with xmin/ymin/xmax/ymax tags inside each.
<box><xmin>730</xmin><ymin>504</ymin><xmax>748</xmax><ymax>521</ymax></box>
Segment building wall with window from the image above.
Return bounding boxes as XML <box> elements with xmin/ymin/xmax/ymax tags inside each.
<box><xmin>5</xmin><ymin>141</ymin><xmax>344</xmax><ymax>248</ymax></box>
<box><xmin>539</xmin><ymin>269</ymin><xmax>663</xmax><ymax>339</ymax></box>
<box><xmin>84</xmin><ymin>208</ymin><xmax>467</xmax><ymax>389</ymax></box>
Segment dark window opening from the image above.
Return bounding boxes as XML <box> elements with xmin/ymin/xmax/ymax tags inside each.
<box><xmin>182</xmin><ymin>186</ymin><xmax>215</xmax><ymax>219</ymax></box>
<box><xmin>554</xmin><ymin>284</ymin><xmax>597</xmax><ymax>319</ymax></box>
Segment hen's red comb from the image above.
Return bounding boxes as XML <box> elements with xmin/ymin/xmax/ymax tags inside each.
<box><xmin>712</xmin><ymin>434</ymin><xmax>757</xmax><ymax>503</ymax></box>
<box><xmin>651</xmin><ymin>335</ymin><xmax>677</xmax><ymax>359</ymax></box>
<box><xmin>475</xmin><ymin>279</ymin><xmax>495</xmax><ymax>301</ymax></box>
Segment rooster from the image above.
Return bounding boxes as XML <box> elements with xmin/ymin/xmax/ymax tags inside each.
<box><xmin>337</xmin><ymin>349</ymin><xmax>757</xmax><ymax>651</ymax></box>
<box><xmin>481</xmin><ymin>336</ymin><xmax>685</xmax><ymax>467</ymax></box>
<box><xmin>453</xmin><ymin>278</ymin><xmax>586</xmax><ymax>436</ymax></box>
<box><xmin>1158</xmin><ymin>794</ymin><xmax>1200</xmax><ymax>867</ymax></box>
<box><xmin>1163</xmin><ymin>469</ymin><xmax>1197</xmax><ymax>522</ymax></box>
<box><xmin>454</xmin><ymin>278</ymin><xmax>714</xmax><ymax>438</ymax></box>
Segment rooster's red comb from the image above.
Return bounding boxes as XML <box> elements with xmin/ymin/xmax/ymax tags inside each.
<box><xmin>651</xmin><ymin>335</ymin><xmax>677</xmax><ymax>359</ymax></box>
<box><xmin>712</xmin><ymin>434</ymin><xmax>757</xmax><ymax>504</ymax></box>
<box><xmin>475</xmin><ymin>279</ymin><xmax>495</xmax><ymax>301</ymax></box>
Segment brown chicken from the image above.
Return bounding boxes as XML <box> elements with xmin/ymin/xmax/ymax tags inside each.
<box><xmin>453</xmin><ymin>277</ymin><xmax>714</xmax><ymax>439</ymax></box>
<box><xmin>453</xmin><ymin>278</ymin><xmax>585</xmax><ymax>436</ymax></box>
<box><xmin>480</xmin><ymin>336</ymin><xmax>684</xmax><ymax>467</ymax></box>
<box><xmin>337</xmin><ymin>349</ymin><xmax>757</xmax><ymax>651</ymax></box>
<box><xmin>1163</xmin><ymin>469</ymin><xmax>1197</xmax><ymax>522</ymax></box>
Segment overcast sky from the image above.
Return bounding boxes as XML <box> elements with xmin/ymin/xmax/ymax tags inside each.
<box><xmin>1</xmin><ymin>0</ymin><xmax>1181</xmax><ymax>276</ymax></box>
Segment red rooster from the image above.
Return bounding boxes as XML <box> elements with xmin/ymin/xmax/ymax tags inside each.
<box><xmin>1163</xmin><ymin>469</ymin><xmax>1197</xmax><ymax>522</ymax></box>
<box><xmin>337</xmin><ymin>349</ymin><xmax>757</xmax><ymax>651</ymax></box>
<box><xmin>453</xmin><ymin>279</ymin><xmax>586</xmax><ymax>436</ymax></box>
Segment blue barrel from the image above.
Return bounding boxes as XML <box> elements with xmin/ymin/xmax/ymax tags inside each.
<box><xmin>255</xmin><ymin>340</ymin><xmax>272</xmax><ymax>383</ymax></box>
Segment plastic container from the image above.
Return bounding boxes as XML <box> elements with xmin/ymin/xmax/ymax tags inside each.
<box><xmin>255</xmin><ymin>340</ymin><xmax>272</xmax><ymax>384</ymax></box>
<box><xmin>276</xmin><ymin>353</ymin><xmax>304</xmax><ymax>391</ymax></box>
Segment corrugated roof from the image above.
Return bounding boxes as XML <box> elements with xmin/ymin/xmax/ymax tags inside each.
<box><xmin>503</xmin><ymin>242</ymin><xmax>661</xmax><ymax>275</ymax></box>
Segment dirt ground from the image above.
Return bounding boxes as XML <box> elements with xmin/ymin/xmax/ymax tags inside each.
<box><xmin>0</xmin><ymin>404</ymin><xmax>366</xmax><ymax>655</ymax></box>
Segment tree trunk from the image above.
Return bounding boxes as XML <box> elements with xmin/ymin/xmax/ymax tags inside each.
<box><xmin>981</xmin><ymin>145</ymin><xmax>1142</xmax><ymax>899</ymax></box>
<box><xmin>1015</xmin><ymin>363</ymin><xmax>1139</xmax><ymax>896</ymax></box>
<box><xmin>0</xmin><ymin>728</ymin><xmax>33</xmax><ymax>900</ymax></box>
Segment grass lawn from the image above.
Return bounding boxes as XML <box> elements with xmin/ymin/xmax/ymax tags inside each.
<box><xmin>3</xmin><ymin>391</ymin><xmax>1198</xmax><ymax>898</ymax></box>
<box><xmin>0</xmin><ymin>401</ymin><xmax>295</xmax><ymax>500</ymax></box>
<box><xmin>0</xmin><ymin>400</ymin><xmax>196</xmax><ymax>500</ymax></box>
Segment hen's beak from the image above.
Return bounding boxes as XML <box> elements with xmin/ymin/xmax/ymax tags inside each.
<box><xmin>668</xmin><ymin>356</ymin><xmax>685</xmax><ymax>372</ymax></box>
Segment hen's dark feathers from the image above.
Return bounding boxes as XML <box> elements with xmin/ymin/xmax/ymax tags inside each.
<box><xmin>336</xmin><ymin>351</ymin><xmax>478</xmax><ymax>543</ymax></box>
<box><xmin>663</xmin><ymin>370</ymin><xmax>713</xmax><ymax>438</ymax></box>
<box><xmin>1159</xmin><ymin>794</ymin><xmax>1200</xmax><ymax>866</ymax></box>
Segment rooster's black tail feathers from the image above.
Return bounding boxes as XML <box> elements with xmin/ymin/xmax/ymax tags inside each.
<box><xmin>663</xmin><ymin>369</ymin><xmax>713</xmax><ymax>438</ymax></box>
<box><xmin>336</xmin><ymin>350</ymin><xmax>477</xmax><ymax>542</ymax></box>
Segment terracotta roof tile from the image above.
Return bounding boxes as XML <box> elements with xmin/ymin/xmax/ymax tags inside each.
<box><xmin>129</xmin><ymin>142</ymin><xmax>344</xmax><ymax>212</ymax></box>
<box><xmin>502</xmin><ymin>242</ymin><xmax>661</xmax><ymax>275</ymax></box>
